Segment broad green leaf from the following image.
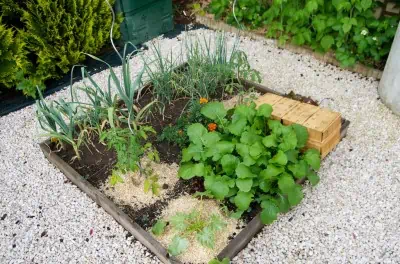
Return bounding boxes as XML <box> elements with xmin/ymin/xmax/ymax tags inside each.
<box><xmin>168</xmin><ymin>236</ymin><xmax>189</xmax><ymax>256</ymax></box>
<box><xmin>227</xmin><ymin>116</ymin><xmax>247</xmax><ymax>136</ymax></box>
<box><xmin>257</xmin><ymin>104</ymin><xmax>273</xmax><ymax>118</ymax></box>
<box><xmin>196</xmin><ymin>227</ymin><xmax>215</xmax><ymax>249</ymax></box>
<box><xmin>259</xmin><ymin>180</ymin><xmax>272</xmax><ymax>192</ymax></box>
<box><xmin>203</xmin><ymin>132</ymin><xmax>221</xmax><ymax>147</ymax></box>
<box><xmin>178</xmin><ymin>162</ymin><xmax>205</xmax><ymax>179</ymax></box>
<box><xmin>230</xmin><ymin>210</ymin><xmax>244</xmax><ymax>219</ymax></box>
<box><xmin>285</xmin><ymin>150</ymin><xmax>299</xmax><ymax>163</ymax></box>
<box><xmin>235</xmin><ymin>163</ymin><xmax>255</xmax><ymax>179</ymax></box>
<box><xmin>304</xmin><ymin>149</ymin><xmax>321</xmax><ymax>170</ymax></box>
<box><xmin>249</xmin><ymin>142</ymin><xmax>264</xmax><ymax>158</ymax></box>
<box><xmin>182</xmin><ymin>143</ymin><xmax>203</xmax><ymax>162</ymax></box>
<box><xmin>306</xmin><ymin>0</ymin><xmax>318</xmax><ymax>13</ymax></box>
<box><xmin>234</xmin><ymin>104</ymin><xmax>256</xmax><ymax>122</ymax></box>
<box><xmin>287</xmin><ymin>185</ymin><xmax>304</xmax><ymax>206</ymax></box>
<box><xmin>361</xmin><ymin>0</ymin><xmax>372</xmax><ymax>10</ymax></box>
<box><xmin>268</xmin><ymin>120</ymin><xmax>283</xmax><ymax>135</ymax></box>
<box><xmin>292</xmin><ymin>124</ymin><xmax>309</xmax><ymax>148</ymax></box>
<box><xmin>236</xmin><ymin>143</ymin><xmax>249</xmax><ymax>157</ymax></box>
<box><xmin>209</xmin><ymin>214</ymin><xmax>227</xmax><ymax>231</ymax></box>
<box><xmin>221</xmin><ymin>154</ymin><xmax>240</xmax><ymax>175</ymax></box>
<box><xmin>320</xmin><ymin>35</ymin><xmax>335</xmax><ymax>51</ymax></box>
<box><xmin>187</xmin><ymin>123</ymin><xmax>207</xmax><ymax>145</ymax></box>
<box><xmin>260</xmin><ymin>200</ymin><xmax>280</xmax><ymax>224</ymax></box>
<box><xmin>201</xmin><ymin>102</ymin><xmax>227</xmax><ymax>120</ymax></box>
<box><xmin>209</xmin><ymin>180</ymin><xmax>230</xmax><ymax>200</ymax></box>
<box><xmin>240</xmin><ymin>131</ymin><xmax>262</xmax><ymax>145</ymax></box>
<box><xmin>262</xmin><ymin>134</ymin><xmax>278</xmax><ymax>148</ymax></box>
<box><xmin>236</xmin><ymin>178</ymin><xmax>253</xmax><ymax>192</ymax></box>
<box><xmin>279</xmin><ymin>130</ymin><xmax>298</xmax><ymax>152</ymax></box>
<box><xmin>206</xmin><ymin>141</ymin><xmax>235</xmax><ymax>161</ymax></box>
<box><xmin>288</xmin><ymin>160</ymin><xmax>308</xmax><ymax>179</ymax></box>
<box><xmin>170</xmin><ymin>213</ymin><xmax>188</xmax><ymax>231</ymax></box>
<box><xmin>234</xmin><ymin>191</ymin><xmax>253</xmax><ymax>211</ymax></box>
<box><xmin>260</xmin><ymin>165</ymin><xmax>284</xmax><ymax>179</ymax></box>
<box><xmin>307</xmin><ymin>170</ymin><xmax>320</xmax><ymax>186</ymax></box>
<box><xmin>270</xmin><ymin>150</ymin><xmax>288</xmax><ymax>165</ymax></box>
<box><xmin>151</xmin><ymin>220</ymin><xmax>167</xmax><ymax>236</ymax></box>
<box><xmin>277</xmin><ymin>194</ymin><xmax>290</xmax><ymax>213</ymax></box>
<box><xmin>278</xmin><ymin>173</ymin><xmax>296</xmax><ymax>194</ymax></box>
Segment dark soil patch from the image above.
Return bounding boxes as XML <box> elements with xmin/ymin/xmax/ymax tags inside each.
<box><xmin>123</xmin><ymin>177</ymin><xmax>205</xmax><ymax>230</ymax></box>
<box><xmin>50</xmin><ymin>134</ymin><xmax>116</xmax><ymax>188</ymax></box>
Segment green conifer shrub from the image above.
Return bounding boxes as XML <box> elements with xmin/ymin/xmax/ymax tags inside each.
<box><xmin>18</xmin><ymin>0</ymin><xmax>123</xmax><ymax>97</ymax></box>
<box><xmin>0</xmin><ymin>19</ymin><xmax>30</xmax><ymax>90</ymax></box>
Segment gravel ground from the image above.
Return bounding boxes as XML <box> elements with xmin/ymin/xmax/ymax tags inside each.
<box><xmin>1</xmin><ymin>28</ymin><xmax>399</xmax><ymax>263</ymax></box>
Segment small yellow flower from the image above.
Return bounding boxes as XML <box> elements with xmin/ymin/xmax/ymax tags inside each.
<box><xmin>178</xmin><ymin>130</ymin><xmax>183</xmax><ymax>136</ymax></box>
<box><xmin>208</xmin><ymin>123</ymin><xmax>217</xmax><ymax>132</ymax></box>
<box><xmin>50</xmin><ymin>137</ymin><xmax>59</xmax><ymax>143</ymax></box>
<box><xmin>199</xmin><ymin>97</ymin><xmax>209</xmax><ymax>104</ymax></box>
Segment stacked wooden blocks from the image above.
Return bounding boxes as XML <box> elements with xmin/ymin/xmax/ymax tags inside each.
<box><xmin>255</xmin><ymin>93</ymin><xmax>341</xmax><ymax>158</ymax></box>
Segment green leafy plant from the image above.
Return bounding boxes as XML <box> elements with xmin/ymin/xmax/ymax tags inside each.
<box><xmin>151</xmin><ymin>209</ymin><xmax>227</xmax><ymax>256</ymax></box>
<box><xmin>100</xmin><ymin>126</ymin><xmax>161</xmax><ymax>195</ymax></box>
<box><xmin>158</xmin><ymin>98</ymin><xmax>206</xmax><ymax>148</ymax></box>
<box><xmin>178</xmin><ymin>101</ymin><xmax>321</xmax><ymax>224</ymax></box>
<box><xmin>209</xmin><ymin>0</ymin><xmax>399</xmax><ymax>67</ymax></box>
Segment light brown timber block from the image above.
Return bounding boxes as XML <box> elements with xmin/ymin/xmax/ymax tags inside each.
<box><xmin>302</xmin><ymin>108</ymin><xmax>342</xmax><ymax>142</ymax></box>
<box><xmin>306</xmin><ymin>128</ymin><xmax>341</xmax><ymax>158</ymax></box>
<box><xmin>254</xmin><ymin>92</ymin><xmax>283</xmax><ymax>106</ymax></box>
<box><xmin>282</xmin><ymin>103</ymin><xmax>320</xmax><ymax>125</ymax></box>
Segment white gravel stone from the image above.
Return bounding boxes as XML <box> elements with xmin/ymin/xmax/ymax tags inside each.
<box><xmin>1</xmin><ymin>28</ymin><xmax>399</xmax><ymax>263</ymax></box>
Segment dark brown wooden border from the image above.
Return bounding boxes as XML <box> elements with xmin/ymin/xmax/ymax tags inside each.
<box><xmin>40</xmin><ymin>81</ymin><xmax>350</xmax><ymax>264</ymax></box>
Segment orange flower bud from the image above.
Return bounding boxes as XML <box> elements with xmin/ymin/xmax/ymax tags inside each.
<box><xmin>208</xmin><ymin>123</ymin><xmax>217</xmax><ymax>132</ymax></box>
<box><xmin>199</xmin><ymin>97</ymin><xmax>209</xmax><ymax>104</ymax></box>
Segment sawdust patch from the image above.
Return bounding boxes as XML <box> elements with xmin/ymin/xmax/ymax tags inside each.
<box><xmin>223</xmin><ymin>91</ymin><xmax>261</xmax><ymax>109</ymax></box>
<box><xmin>101</xmin><ymin>157</ymin><xmax>179</xmax><ymax>210</ymax></box>
<box><xmin>152</xmin><ymin>195</ymin><xmax>242</xmax><ymax>263</ymax></box>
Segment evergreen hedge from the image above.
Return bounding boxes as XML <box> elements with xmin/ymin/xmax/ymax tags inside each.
<box><xmin>0</xmin><ymin>0</ymin><xmax>122</xmax><ymax>98</ymax></box>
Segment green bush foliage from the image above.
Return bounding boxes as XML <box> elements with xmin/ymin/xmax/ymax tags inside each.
<box><xmin>209</xmin><ymin>0</ymin><xmax>399</xmax><ymax>67</ymax></box>
<box><xmin>0</xmin><ymin>0</ymin><xmax>122</xmax><ymax>97</ymax></box>
<box><xmin>0</xmin><ymin>19</ymin><xmax>29</xmax><ymax>90</ymax></box>
<box><xmin>178</xmin><ymin>101</ymin><xmax>321</xmax><ymax>224</ymax></box>
<box><xmin>20</xmin><ymin>0</ymin><xmax>122</xmax><ymax>93</ymax></box>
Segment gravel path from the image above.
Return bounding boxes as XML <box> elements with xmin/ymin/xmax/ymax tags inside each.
<box><xmin>1</xmin><ymin>28</ymin><xmax>399</xmax><ymax>263</ymax></box>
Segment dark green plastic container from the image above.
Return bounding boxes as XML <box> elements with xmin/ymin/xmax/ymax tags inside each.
<box><xmin>115</xmin><ymin>0</ymin><xmax>174</xmax><ymax>45</ymax></box>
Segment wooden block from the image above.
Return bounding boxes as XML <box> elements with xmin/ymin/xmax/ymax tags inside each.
<box><xmin>306</xmin><ymin>128</ymin><xmax>341</xmax><ymax>158</ymax></box>
<box><xmin>254</xmin><ymin>93</ymin><xmax>283</xmax><ymax>106</ymax></box>
<box><xmin>303</xmin><ymin>108</ymin><xmax>341</xmax><ymax>142</ymax></box>
<box><xmin>282</xmin><ymin>103</ymin><xmax>319</xmax><ymax>126</ymax></box>
<box><xmin>270</xmin><ymin>98</ymin><xmax>300</xmax><ymax>121</ymax></box>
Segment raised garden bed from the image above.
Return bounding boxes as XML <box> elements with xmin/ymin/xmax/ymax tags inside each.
<box><xmin>40</xmin><ymin>78</ymin><xmax>349</xmax><ymax>263</ymax></box>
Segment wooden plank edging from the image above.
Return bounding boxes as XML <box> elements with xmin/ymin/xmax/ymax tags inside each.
<box><xmin>196</xmin><ymin>15</ymin><xmax>383</xmax><ymax>80</ymax></box>
<box><xmin>39</xmin><ymin>141</ymin><xmax>180</xmax><ymax>264</ymax></box>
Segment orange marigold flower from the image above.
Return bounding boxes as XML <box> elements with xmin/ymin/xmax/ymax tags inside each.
<box><xmin>199</xmin><ymin>97</ymin><xmax>209</xmax><ymax>104</ymax></box>
<box><xmin>208</xmin><ymin>123</ymin><xmax>217</xmax><ymax>132</ymax></box>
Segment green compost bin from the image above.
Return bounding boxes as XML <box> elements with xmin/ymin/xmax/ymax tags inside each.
<box><xmin>115</xmin><ymin>0</ymin><xmax>174</xmax><ymax>45</ymax></box>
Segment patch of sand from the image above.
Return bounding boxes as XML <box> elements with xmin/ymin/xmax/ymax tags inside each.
<box><xmin>101</xmin><ymin>157</ymin><xmax>179</xmax><ymax>210</ymax></box>
<box><xmin>222</xmin><ymin>91</ymin><xmax>261</xmax><ymax>109</ymax></box>
<box><xmin>153</xmin><ymin>195</ymin><xmax>242</xmax><ymax>263</ymax></box>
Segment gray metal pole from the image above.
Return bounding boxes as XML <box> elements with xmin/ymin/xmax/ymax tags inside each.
<box><xmin>378</xmin><ymin>23</ymin><xmax>400</xmax><ymax>116</ymax></box>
